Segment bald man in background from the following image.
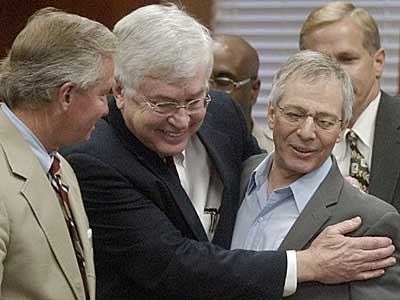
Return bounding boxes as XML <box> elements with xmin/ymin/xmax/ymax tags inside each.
<box><xmin>212</xmin><ymin>34</ymin><xmax>274</xmax><ymax>152</ymax></box>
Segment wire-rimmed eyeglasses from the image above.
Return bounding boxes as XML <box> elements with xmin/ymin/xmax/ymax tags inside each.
<box><xmin>276</xmin><ymin>104</ymin><xmax>342</xmax><ymax>130</ymax></box>
<box><xmin>142</xmin><ymin>93</ymin><xmax>211</xmax><ymax>116</ymax></box>
<box><xmin>209</xmin><ymin>77</ymin><xmax>251</xmax><ymax>94</ymax></box>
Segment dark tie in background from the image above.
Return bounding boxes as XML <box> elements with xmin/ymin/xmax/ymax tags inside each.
<box><xmin>346</xmin><ymin>130</ymin><xmax>369</xmax><ymax>192</ymax></box>
<box><xmin>49</xmin><ymin>156</ymin><xmax>89</xmax><ymax>299</ymax></box>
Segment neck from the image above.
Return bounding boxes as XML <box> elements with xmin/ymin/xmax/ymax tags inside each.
<box><xmin>13</xmin><ymin>107</ymin><xmax>58</xmax><ymax>153</ymax></box>
<box><xmin>268</xmin><ymin>159</ymin><xmax>303</xmax><ymax>193</ymax></box>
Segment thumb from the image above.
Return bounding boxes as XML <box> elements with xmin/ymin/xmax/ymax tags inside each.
<box><xmin>325</xmin><ymin>216</ymin><xmax>362</xmax><ymax>235</ymax></box>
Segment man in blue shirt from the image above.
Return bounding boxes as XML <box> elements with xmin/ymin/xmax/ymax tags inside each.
<box><xmin>232</xmin><ymin>50</ymin><xmax>400</xmax><ymax>300</ymax></box>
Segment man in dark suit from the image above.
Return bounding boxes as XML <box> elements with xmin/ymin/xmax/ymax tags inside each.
<box><xmin>233</xmin><ymin>50</ymin><xmax>400</xmax><ymax>300</ymax></box>
<box><xmin>63</xmin><ymin>4</ymin><xmax>396</xmax><ymax>300</ymax></box>
<box><xmin>300</xmin><ymin>1</ymin><xmax>400</xmax><ymax>209</ymax></box>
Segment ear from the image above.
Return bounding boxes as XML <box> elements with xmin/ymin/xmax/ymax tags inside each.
<box><xmin>336</xmin><ymin>121</ymin><xmax>349</xmax><ymax>143</ymax></box>
<box><xmin>373</xmin><ymin>48</ymin><xmax>385</xmax><ymax>79</ymax></box>
<box><xmin>113</xmin><ymin>79</ymin><xmax>125</xmax><ymax>110</ymax></box>
<box><xmin>250</xmin><ymin>77</ymin><xmax>261</xmax><ymax>106</ymax></box>
<box><xmin>267</xmin><ymin>102</ymin><xmax>276</xmax><ymax>129</ymax></box>
<box><xmin>57</xmin><ymin>82</ymin><xmax>75</xmax><ymax>110</ymax></box>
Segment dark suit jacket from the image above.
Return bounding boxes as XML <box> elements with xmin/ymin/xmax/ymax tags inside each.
<box><xmin>62</xmin><ymin>91</ymin><xmax>287</xmax><ymax>300</ymax></box>
<box><xmin>241</xmin><ymin>154</ymin><xmax>400</xmax><ymax>300</ymax></box>
<box><xmin>369</xmin><ymin>91</ymin><xmax>400</xmax><ymax>210</ymax></box>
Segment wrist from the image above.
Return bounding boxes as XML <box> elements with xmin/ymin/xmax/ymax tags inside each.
<box><xmin>296</xmin><ymin>250</ymin><xmax>317</xmax><ymax>283</ymax></box>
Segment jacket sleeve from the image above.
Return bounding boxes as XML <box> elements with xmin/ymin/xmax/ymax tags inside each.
<box><xmin>66</xmin><ymin>152</ymin><xmax>287</xmax><ymax>300</ymax></box>
<box><xmin>350</xmin><ymin>211</ymin><xmax>400</xmax><ymax>299</ymax></box>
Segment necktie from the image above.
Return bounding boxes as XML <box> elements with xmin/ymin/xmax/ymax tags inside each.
<box><xmin>346</xmin><ymin>130</ymin><xmax>369</xmax><ymax>192</ymax></box>
<box><xmin>165</xmin><ymin>156</ymin><xmax>179</xmax><ymax>179</ymax></box>
<box><xmin>50</xmin><ymin>156</ymin><xmax>89</xmax><ymax>299</ymax></box>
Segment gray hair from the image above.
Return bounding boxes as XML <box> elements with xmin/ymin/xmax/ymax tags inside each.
<box><xmin>113</xmin><ymin>3</ymin><xmax>213</xmax><ymax>95</ymax></box>
<box><xmin>0</xmin><ymin>7</ymin><xmax>116</xmax><ymax>110</ymax></box>
<box><xmin>268</xmin><ymin>50</ymin><xmax>353</xmax><ymax>124</ymax></box>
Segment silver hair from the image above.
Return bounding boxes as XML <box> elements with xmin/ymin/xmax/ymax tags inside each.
<box><xmin>113</xmin><ymin>3</ymin><xmax>213</xmax><ymax>96</ymax></box>
<box><xmin>268</xmin><ymin>50</ymin><xmax>353</xmax><ymax>124</ymax></box>
<box><xmin>0</xmin><ymin>7</ymin><xmax>116</xmax><ymax>110</ymax></box>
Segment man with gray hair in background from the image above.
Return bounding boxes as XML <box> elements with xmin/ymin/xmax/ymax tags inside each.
<box><xmin>233</xmin><ymin>50</ymin><xmax>400</xmax><ymax>300</ymax></box>
<box><xmin>0</xmin><ymin>7</ymin><xmax>116</xmax><ymax>300</ymax></box>
<box><xmin>63</xmin><ymin>3</ymin><xmax>396</xmax><ymax>300</ymax></box>
<box><xmin>300</xmin><ymin>1</ymin><xmax>400</xmax><ymax>209</ymax></box>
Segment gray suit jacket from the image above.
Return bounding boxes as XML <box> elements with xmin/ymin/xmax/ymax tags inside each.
<box><xmin>369</xmin><ymin>91</ymin><xmax>400</xmax><ymax>210</ymax></box>
<box><xmin>0</xmin><ymin>110</ymin><xmax>95</xmax><ymax>300</ymax></box>
<box><xmin>241</xmin><ymin>153</ymin><xmax>400</xmax><ymax>300</ymax></box>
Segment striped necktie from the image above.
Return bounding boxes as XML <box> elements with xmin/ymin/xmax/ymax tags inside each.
<box><xmin>50</xmin><ymin>156</ymin><xmax>89</xmax><ymax>299</ymax></box>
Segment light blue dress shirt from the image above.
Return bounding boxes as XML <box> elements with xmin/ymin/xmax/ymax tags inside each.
<box><xmin>231</xmin><ymin>153</ymin><xmax>332</xmax><ymax>251</ymax></box>
<box><xmin>1</xmin><ymin>103</ymin><xmax>53</xmax><ymax>172</ymax></box>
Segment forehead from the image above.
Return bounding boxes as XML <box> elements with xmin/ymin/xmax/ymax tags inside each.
<box><xmin>213</xmin><ymin>41</ymin><xmax>249</xmax><ymax>78</ymax></box>
<box><xmin>305</xmin><ymin>18</ymin><xmax>366</xmax><ymax>55</ymax></box>
<box><xmin>138</xmin><ymin>70</ymin><xmax>208</xmax><ymax>100</ymax></box>
<box><xmin>281</xmin><ymin>76</ymin><xmax>343</xmax><ymax>114</ymax></box>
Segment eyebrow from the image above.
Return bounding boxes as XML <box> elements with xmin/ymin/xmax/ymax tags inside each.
<box><xmin>283</xmin><ymin>104</ymin><xmax>338</xmax><ymax>117</ymax></box>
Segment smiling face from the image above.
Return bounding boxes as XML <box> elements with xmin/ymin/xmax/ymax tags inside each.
<box><xmin>268</xmin><ymin>76</ymin><xmax>343</xmax><ymax>185</ymax></box>
<box><xmin>61</xmin><ymin>56</ymin><xmax>114</xmax><ymax>146</ymax></box>
<box><xmin>115</xmin><ymin>67</ymin><xmax>209</xmax><ymax>157</ymax></box>
<box><xmin>302</xmin><ymin>18</ymin><xmax>384</xmax><ymax>124</ymax></box>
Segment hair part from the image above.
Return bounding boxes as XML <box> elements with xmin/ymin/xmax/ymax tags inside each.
<box><xmin>299</xmin><ymin>1</ymin><xmax>380</xmax><ymax>54</ymax></box>
<box><xmin>268</xmin><ymin>50</ymin><xmax>353</xmax><ymax>124</ymax></box>
<box><xmin>113</xmin><ymin>3</ymin><xmax>213</xmax><ymax>96</ymax></box>
<box><xmin>0</xmin><ymin>7</ymin><xmax>117</xmax><ymax>110</ymax></box>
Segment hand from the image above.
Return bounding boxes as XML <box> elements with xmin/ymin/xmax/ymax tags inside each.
<box><xmin>296</xmin><ymin>216</ymin><xmax>396</xmax><ymax>283</ymax></box>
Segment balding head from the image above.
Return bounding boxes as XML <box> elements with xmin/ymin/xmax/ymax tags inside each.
<box><xmin>211</xmin><ymin>34</ymin><xmax>261</xmax><ymax>130</ymax></box>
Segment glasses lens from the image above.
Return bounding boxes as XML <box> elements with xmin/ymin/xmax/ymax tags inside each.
<box><xmin>209</xmin><ymin>78</ymin><xmax>234</xmax><ymax>93</ymax></box>
<box><xmin>154</xmin><ymin>102</ymin><xmax>178</xmax><ymax>115</ymax></box>
<box><xmin>315</xmin><ymin>116</ymin><xmax>337</xmax><ymax>130</ymax></box>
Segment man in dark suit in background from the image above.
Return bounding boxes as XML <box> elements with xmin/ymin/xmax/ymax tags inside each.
<box><xmin>300</xmin><ymin>1</ymin><xmax>400</xmax><ymax>209</ymax></box>
<box><xmin>211</xmin><ymin>34</ymin><xmax>274</xmax><ymax>152</ymax></box>
<box><xmin>233</xmin><ymin>50</ymin><xmax>400</xmax><ymax>300</ymax></box>
<box><xmin>63</xmin><ymin>3</ymin><xmax>396</xmax><ymax>300</ymax></box>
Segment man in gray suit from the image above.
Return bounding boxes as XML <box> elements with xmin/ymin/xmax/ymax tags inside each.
<box><xmin>232</xmin><ymin>50</ymin><xmax>400</xmax><ymax>299</ymax></box>
<box><xmin>0</xmin><ymin>8</ymin><xmax>116</xmax><ymax>300</ymax></box>
<box><xmin>300</xmin><ymin>1</ymin><xmax>400</xmax><ymax>209</ymax></box>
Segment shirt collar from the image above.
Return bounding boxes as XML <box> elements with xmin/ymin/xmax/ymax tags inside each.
<box><xmin>334</xmin><ymin>91</ymin><xmax>381</xmax><ymax>160</ymax></box>
<box><xmin>1</xmin><ymin>103</ymin><xmax>53</xmax><ymax>173</ymax></box>
<box><xmin>247</xmin><ymin>152</ymin><xmax>332</xmax><ymax>213</ymax></box>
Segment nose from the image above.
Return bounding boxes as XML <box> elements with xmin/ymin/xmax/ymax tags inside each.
<box><xmin>296</xmin><ymin>116</ymin><xmax>317</xmax><ymax>140</ymax></box>
<box><xmin>167</xmin><ymin>107</ymin><xmax>190</xmax><ymax>129</ymax></box>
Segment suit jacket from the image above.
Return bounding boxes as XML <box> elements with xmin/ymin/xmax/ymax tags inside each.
<box><xmin>241</xmin><ymin>153</ymin><xmax>400</xmax><ymax>300</ymax></box>
<box><xmin>369</xmin><ymin>91</ymin><xmax>400</xmax><ymax>210</ymax></box>
<box><xmin>62</xmin><ymin>91</ymin><xmax>287</xmax><ymax>300</ymax></box>
<box><xmin>0</xmin><ymin>110</ymin><xmax>95</xmax><ymax>299</ymax></box>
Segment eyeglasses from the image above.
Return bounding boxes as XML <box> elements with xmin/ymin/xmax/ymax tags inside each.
<box><xmin>209</xmin><ymin>77</ymin><xmax>251</xmax><ymax>94</ymax></box>
<box><xmin>142</xmin><ymin>93</ymin><xmax>211</xmax><ymax>116</ymax></box>
<box><xmin>276</xmin><ymin>104</ymin><xmax>342</xmax><ymax>130</ymax></box>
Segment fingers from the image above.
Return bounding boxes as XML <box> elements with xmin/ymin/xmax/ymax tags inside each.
<box><xmin>323</xmin><ymin>217</ymin><xmax>362</xmax><ymax>235</ymax></box>
<box><xmin>351</xmin><ymin>269</ymin><xmax>385</xmax><ymax>281</ymax></box>
<box><xmin>347</xmin><ymin>236</ymin><xmax>393</xmax><ymax>251</ymax></box>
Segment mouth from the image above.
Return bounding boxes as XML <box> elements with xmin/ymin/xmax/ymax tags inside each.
<box><xmin>290</xmin><ymin>144</ymin><xmax>317</xmax><ymax>156</ymax></box>
<box><xmin>162</xmin><ymin>130</ymin><xmax>186</xmax><ymax>138</ymax></box>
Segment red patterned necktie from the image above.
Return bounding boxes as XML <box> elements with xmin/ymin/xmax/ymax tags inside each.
<box><xmin>346</xmin><ymin>130</ymin><xmax>369</xmax><ymax>192</ymax></box>
<box><xmin>50</xmin><ymin>156</ymin><xmax>89</xmax><ymax>299</ymax></box>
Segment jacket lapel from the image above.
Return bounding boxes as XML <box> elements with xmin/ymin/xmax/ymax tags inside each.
<box><xmin>0</xmin><ymin>111</ymin><xmax>83</xmax><ymax>299</ymax></box>
<box><xmin>369</xmin><ymin>92</ymin><xmax>400</xmax><ymax>204</ymax></box>
<box><xmin>279</xmin><ymin>159</ymin><xmax>343</xmax><ymax>250</ymax></box>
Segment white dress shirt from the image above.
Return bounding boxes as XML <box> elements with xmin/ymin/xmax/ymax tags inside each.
<box><xmin>333</xmin><ymin>92</ymin><xmax>381</xmax><ymax>176</ymax></box>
